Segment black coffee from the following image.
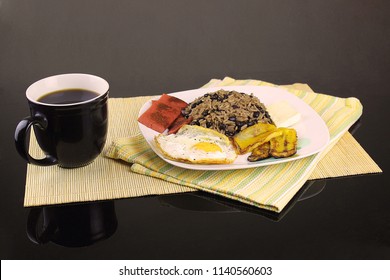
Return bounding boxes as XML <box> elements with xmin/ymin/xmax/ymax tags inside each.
<box><xmin>38</xmin><ymin>89</ymin><xmax>99</xmax><ymax>104</ymax></box>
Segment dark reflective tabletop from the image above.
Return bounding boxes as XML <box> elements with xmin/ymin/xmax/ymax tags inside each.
<box><xmin>1</xmin><ymin>0</ymin><xmax>388</xmax><ymax>259</ymax></box>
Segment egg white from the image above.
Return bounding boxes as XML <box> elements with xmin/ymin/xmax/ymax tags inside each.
<box><xmin>155</xmin><ymin>125</ymin><xmax>237</xmax><ymax>164</ymax></box>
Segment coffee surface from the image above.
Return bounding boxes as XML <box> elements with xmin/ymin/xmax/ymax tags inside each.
<box><xmin>38</xmin><ymin>89</ymin><xmax>99</xmax><ymax>104</ymax></box>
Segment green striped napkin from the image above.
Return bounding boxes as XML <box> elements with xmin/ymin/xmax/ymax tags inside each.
<box><xmin>106</xmin><ymin>78</ymin><xmax>363</xmax><ymax>212</ymax></box>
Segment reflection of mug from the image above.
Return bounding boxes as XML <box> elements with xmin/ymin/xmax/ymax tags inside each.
<box><xmin>15</xmin><ymin>73</ymin><xmax>109</xmax><ymax>168</ymax></box>
<box><xmin>27</xmin><ymin>201</ymin><xmax>117</xmax><ymax>247</ymax></box>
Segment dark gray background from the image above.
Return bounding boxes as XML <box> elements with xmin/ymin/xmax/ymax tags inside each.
<box><xmin>1</xmin><ymin>0</ymin><xmax>389</xmax><ymax>259</ymax></box>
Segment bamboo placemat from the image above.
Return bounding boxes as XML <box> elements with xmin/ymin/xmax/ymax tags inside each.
<box><xmin>23</xmin><ymin>78</ymin><xmax>382</xmax><ymax>208</ymax></box>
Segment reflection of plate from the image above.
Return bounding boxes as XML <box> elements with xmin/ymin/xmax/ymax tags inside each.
<box><xmin>138</xmin><ymin>86</ymin><xmax>330</xmax><ymax>170</ymax></box>
<box><xmin>157</xmin><ymin>180</ymin><xmax>327</xmax><ymax>221</ymax></box>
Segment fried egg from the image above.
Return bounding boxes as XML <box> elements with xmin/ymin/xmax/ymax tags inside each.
<box><xmin>154</xmin><ymin>125</ymin><xmax>237</xmax><ymax>164</ymax></box>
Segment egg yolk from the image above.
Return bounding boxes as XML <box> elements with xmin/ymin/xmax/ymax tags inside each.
<box><xmin>192</xmin><ymin>142</ymin><xmax>222</xmax><ymax>153</ymax></box>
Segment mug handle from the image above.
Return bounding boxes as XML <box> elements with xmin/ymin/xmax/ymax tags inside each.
<box><xmin>14</xmin><ymin>114</ymin><xmax>58</xmax><ymax>166</ymax></box>
<box><xmin>26</xmin><ymin>207</ymin><xmax>57</xmax><ymax>245</ymax></box>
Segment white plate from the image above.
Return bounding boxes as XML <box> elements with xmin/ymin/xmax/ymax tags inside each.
<box><xmin>138</xmin><ymin>86</ymin><xmax>330</xmax><ymax>170</ymax></box>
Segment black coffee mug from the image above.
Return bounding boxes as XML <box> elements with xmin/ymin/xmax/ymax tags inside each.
<box><xmin>27</xmin><ymin>201</ymin><xmax>118</xmax><ymax>247</ymax></box>
<box><xmin>15</xmin><ymin>73</ymin><xmax>109</xmax><ymax>168</ymax></box>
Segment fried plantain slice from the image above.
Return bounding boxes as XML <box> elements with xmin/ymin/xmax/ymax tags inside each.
<box><xmin>269</xmin><ymin>128</ymin><xmax>297</xmax><ymax>158</ymax></box>
<box><xmin>233</xmin><ymin>123</ymin><xmax>278</xmax><ymax>154</ymax></box>
<box><xmin>247</xmin><ymin>142</ymin><xmax>271</xmax><ymax>162</ymax></box>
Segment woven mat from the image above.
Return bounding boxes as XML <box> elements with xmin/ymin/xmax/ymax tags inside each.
<box><xmin>24</xmin><ymin>78</ymin><xmax>382</xmax><ymax>210</ymax></box>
